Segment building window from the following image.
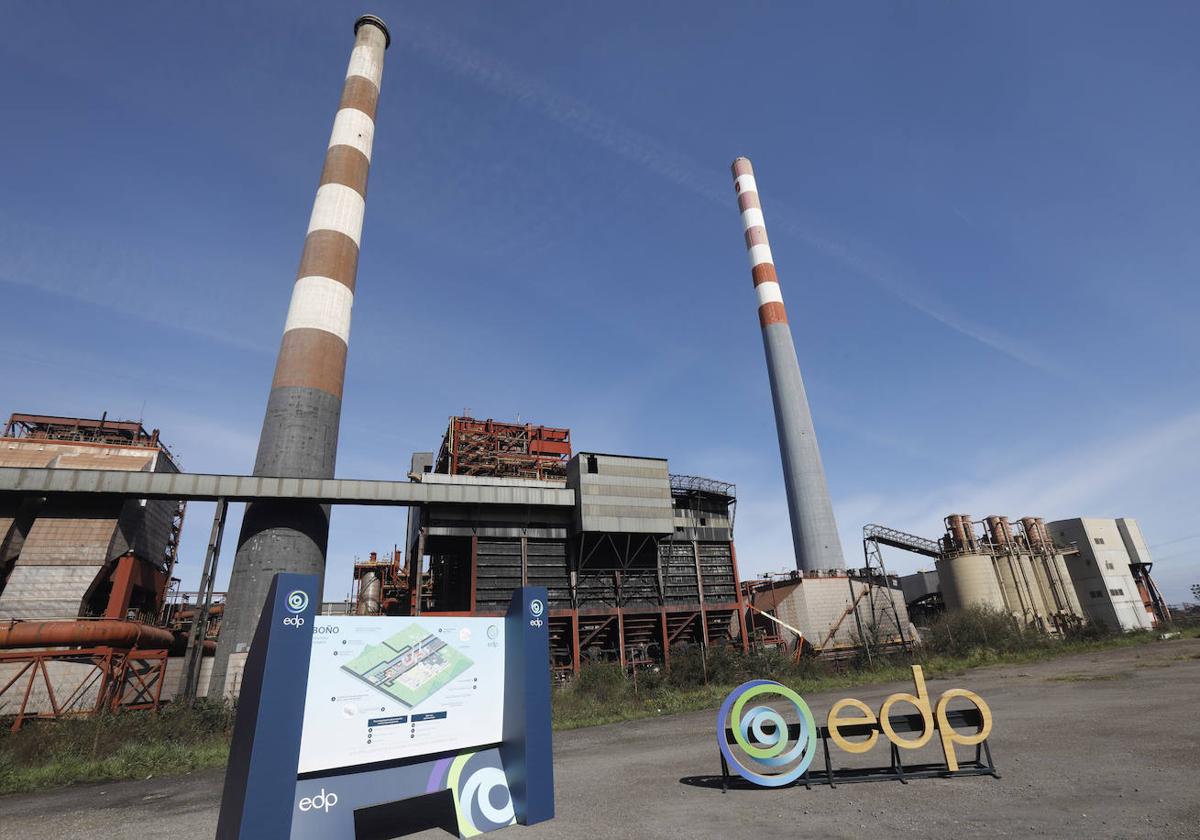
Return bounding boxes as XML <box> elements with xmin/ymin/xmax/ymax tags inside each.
<box><xmin>700</xmin><ymin>517</ymin><xmax>708</xmax><ymax>526</ymax></box>
<box><xmin>1105</xmin><ymin>562</ymin><xmax>1114</xmax><ymax>570</ymax></box>
<box><xmin>1094</xmin><ymin>537</ymin><xmax>1105</xmax><ymax>545</ymax></box>
<box><xmin>1109</xmin><ymin>588</ymin><xmax>1124</xmax><ymax>597</ymax></box>
<box><xmin>1090</xmin><ymin>590</ymin><xmax>1104</xmax><ymax>599</ymax></box>
<box><xmin>587</xmin><ymin>455</ymin><xmax>598</xmax><ymax>474</ymax></box>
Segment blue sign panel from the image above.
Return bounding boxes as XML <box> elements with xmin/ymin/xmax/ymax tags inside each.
<box><xmin>216</xmin><ymin>579</ymin><xmax>554</xmax><ymax>839</ymax></box>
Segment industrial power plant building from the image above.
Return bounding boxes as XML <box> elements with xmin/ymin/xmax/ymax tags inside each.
<box><xmin>1046</xmin><ymin>517</ymin><xmax>1164</xmax><ymax>632</ymax></box>
<box><xmin>347</xmin><ymin>417</ymin><xmax>746</xmax><ymax>676</ymax></box>
<box><xmin>0</xmin><ymin>14</ymin><xmax>1178</xmax><ymax>732</ymax></box>
<box><xmin>891</xmin><ymin>514</ymin><xmax>1167</xmax><ymax>633</ymax></box>
<box><xmin>0</xmin><ymin>414</ymin><xmax>184</xmax><ymax>622</ymax></box>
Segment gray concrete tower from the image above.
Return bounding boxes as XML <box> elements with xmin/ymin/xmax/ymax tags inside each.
<box><xmin>731</xmin><ymin>157</ymin><xmax>844</xmax><ymax>571</ymax></box>
<box><xmin>210</xmin><ymin>15</ymin><xmax>390</xmax><ymax>696</ymax></box>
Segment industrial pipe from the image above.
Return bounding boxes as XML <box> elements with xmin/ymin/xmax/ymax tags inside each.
<box><xmin>0</xmin><ymin>620</ymin><xmax>175</xmax><ymax>650</ymax></box>
<box><xmin>173</xmin><ymin>604</ymin><xmax>224</xmax><ymax>621</ymax></box>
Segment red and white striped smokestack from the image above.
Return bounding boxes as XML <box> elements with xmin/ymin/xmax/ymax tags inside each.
<box><xmin>210</xmin><ymin>15</ymin><xmax>390</xmax><ymax>698</ymax></box>
<box><xmin>732</xmin><ymin>157</ymin><xmax>845</xmax><ymax>571</ymax></box>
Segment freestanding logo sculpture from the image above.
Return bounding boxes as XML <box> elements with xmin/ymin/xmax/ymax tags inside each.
<box><xmin>715</xmin><ymin>666</ymin><xmax>997</xmax><ymax>788</ymax></box>
<box><xmin>717</xmin><ymin>681</ymin><xmax>818</xmax><ymax>787</ymax></box>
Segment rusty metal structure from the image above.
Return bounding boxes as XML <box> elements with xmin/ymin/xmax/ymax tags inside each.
<box><xmin>0</xmin><ymin>641</ymin><xmax>171</xmax><ymax>731</ymax></box>
<box><xmin>351</xmin><ymin>549</ymin><xmax>412</xmax><ymax>615</ymax></box>
<box><xmin>0</xmin><ymin>412</ymin><xmax>219</xmax><ymax>728</ymax></box>
<box><xmin>434</xmin><ymin>416</ymin><xmax>571</xmax><ymax>481</ymax></box>
<box><xmin>360</xmin><ymin>418</ymin><xmax>750</xmax><ymax>677</ymax></box>
<box><xmin>0</xmin><ymin>413</ymin><xmax>183</xmax><ymax>621</ymax></box>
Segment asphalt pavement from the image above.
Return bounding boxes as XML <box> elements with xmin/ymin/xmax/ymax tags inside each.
<box><xmin>2</xmin><ymin>637</ymin><xmax>1197</xmax><ymax>839</ymax></box>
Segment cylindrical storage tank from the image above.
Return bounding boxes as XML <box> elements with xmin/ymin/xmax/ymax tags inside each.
<box><xmin>1014</xmin><ymin>552</ymin><xmax>1051</xmax><ymax>624</ymax></box>
<box><xmin>959</xmin><ymin>514</ymin><xmax>978</xmax><ymax>551</ymax></box>
<box><xmin>935</xmin><ymin>552</ymin><xmax>1007</xmax><ymax>613</ymax></box>
<box><xmin>1027</xmin><ymin>552</ymin><xmax>1062</xmax><ymax>619</ymax></box>
<box><xmin>991</xmin><ymin>551</ymin><xmax>1021</xmax><ymax>614</ymax></box>
<box><xmin>356</xmin><ymin>571</ymin><xmax>381</xmax><ymax>615</ymax></box>
<box><xmin>1051</xmin><ymin>552</ymin><xmax>1084</xmax><ymax>617</ymax></box>
<box><xmin>1035</xmin><ymin>518</ymin><xmax>1053</xmax><ymax>547</ymax></box>
<box><xmin>945</xmin><ymin>514</ymin><xmax>967</xmax><ymax>552</ymax></box>
<box><xmin>1019</xmin><ymin>517</ymin><xmax>1042</xmax><ymax>549</ymax></box>
<box><xmin>985</xmin><ymin>516</ymin><xmax>1008</xmax><ymax>546</ymax></box>
<box><xmin>1002</xmin><ymin>553</ymin><xmax>1032</xmax><ymax>618</ymax></box>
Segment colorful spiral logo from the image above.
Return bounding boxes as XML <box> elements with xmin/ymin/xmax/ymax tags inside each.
<box><xmin>717</xmin><ymin>679</ymin><xmax>817</xmax><ymax>787</ymax></box>
<box><xmin>448</xmin><ymin>751</ymin><xmax>516</xmax><ymax>837</ymax></box>
<box><xmin>286</xmin><ymin>590</ymin><xmax>309</xmax><ymax>614</ymax></box>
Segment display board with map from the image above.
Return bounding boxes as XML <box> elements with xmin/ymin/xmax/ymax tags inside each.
<box><xmin>297</xmin><ymin>616</ymin><xmax>506</xmax><ymax>774</ymax></box>
<box><xmin>341</xmin><ymin>625</ymin><xmax>474</xmax><ymax>706</ymax></box>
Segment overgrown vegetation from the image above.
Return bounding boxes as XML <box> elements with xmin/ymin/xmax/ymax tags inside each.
<box><xmin>2</xmin><ymin>610</ymin><xmax>1197</xmax><ymax>794</ymax></box>
<box><xmin>551</xmin><ymin>607</ymin><xmax>1198</xmax><ymax>729</ymax></box>
<box><xmin>0</xmin><ymin>700</ymin><xmax>233</xmax><ymax>795</ymax></box>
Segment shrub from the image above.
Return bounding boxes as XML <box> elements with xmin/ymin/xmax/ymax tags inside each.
<box><xmin>922</xmin><ymin>605</ymin><xmax>1047</xmax><ymax>657</ymax></box>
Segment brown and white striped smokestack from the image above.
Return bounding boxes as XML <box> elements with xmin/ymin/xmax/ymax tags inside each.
<box><xmin>732</xmin><ymin>157</ymin><xmax>845</xmax><ymax>571</ymax></box>
<box><xmin>211</xmin><ymin>15</ymin><xmax>390</xmax><ymax>697</ymax></box>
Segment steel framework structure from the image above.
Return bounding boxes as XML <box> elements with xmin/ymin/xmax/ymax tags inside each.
<box><xmin>434</xmin><ymin>416</ymin><xmax>571</xmax><ymax>481</ymax></box>
<box><xmin>0</xmin><ymin>646</ymin><xmax>168</xmax><ymax>731</ymax></box>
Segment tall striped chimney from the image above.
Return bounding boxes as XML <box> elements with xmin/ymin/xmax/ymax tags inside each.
<box><xmin>210</xmin><ymin>15</ymin><xmax>390</xmax><ymax>696</ymax></box>
<box><xmin>732</xmin><ymin>157</ymin><xmax>845</xmax><ymax>571</ymax></box>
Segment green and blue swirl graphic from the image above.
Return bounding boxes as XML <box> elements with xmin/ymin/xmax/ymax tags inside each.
<box><xmin>717</xmin><ymin>679</ymin><xmax>817</xmax><ymax>787</ymax></box>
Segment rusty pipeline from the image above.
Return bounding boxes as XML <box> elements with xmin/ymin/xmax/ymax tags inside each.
<box><xmin>0</xmin><ymin>619</ymin><xmax>176</xmax><ymax>650</ymax></box>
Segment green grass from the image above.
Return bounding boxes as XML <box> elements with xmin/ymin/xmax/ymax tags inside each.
<box><xmin>3</xmin><ymin>611</ymin><xmax>1197</xmax><ymax>794</ymax></box>
<box><xmin>0</xmin><ymin>700</ymin><xmax>232</xmax><ymax>795</ymax></box>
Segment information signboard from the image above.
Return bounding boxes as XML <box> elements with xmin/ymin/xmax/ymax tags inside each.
<box><xmin>299</xmin><ymin>616</ymin><xmax>506</xmax><ymax>773</ymax></box>
<box><xmin>215</xmin><ymin>574</ymin><xmax>554</xmax><ymax>839</ymax></box>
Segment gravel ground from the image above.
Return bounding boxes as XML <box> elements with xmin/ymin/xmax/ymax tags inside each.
<box><xmin>2</xmin><ymin>638</ymin><xmax>1197</xmax><ymax>840</ymax></box>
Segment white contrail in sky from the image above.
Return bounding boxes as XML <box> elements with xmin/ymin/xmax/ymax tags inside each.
<box><xmin>394</xmin><ymin>16</ymin><xmax>1063</xmax><ymax>375</ymax></box>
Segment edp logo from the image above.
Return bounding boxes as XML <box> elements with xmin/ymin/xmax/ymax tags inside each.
<box><xmin>298</xmin><ymin>788</ymin><xmax>338</xmax><ymax>813</ymax></box>
<box><xmin>529</xmin><ymin>598</ymin><xmax>545</xmax><ymax>628</ymax></box>
<box><xmin>283</xmin><ymin>590</ymin><xmax>309</xmax><ymax>628</ymax></box>
<box><xmin>286</xmin><ymin>591</ymin><xmax>309</xmax><ymax>613</ymax></box>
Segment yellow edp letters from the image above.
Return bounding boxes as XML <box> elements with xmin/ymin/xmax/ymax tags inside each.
<box><xmin>825</xmin><ymin>666</ymin><xmax>992</xmax><ymax>771</ymax></box>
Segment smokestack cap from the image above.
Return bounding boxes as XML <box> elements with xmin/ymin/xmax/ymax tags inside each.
<box><xmin>355</xmin><ymin>14</ymin><xmax>391</xmax><ymax>48</ymax></box>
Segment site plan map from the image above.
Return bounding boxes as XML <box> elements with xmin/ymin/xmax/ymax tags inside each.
<box><xmin>298</xmin><ymin>616</ymin><xmax>505</xmax><ymax>774</ymax></box>
<box><xmin>341</xmin><ymin>624</ymin><xmax>474</xmax><ymax>707</ymax></box>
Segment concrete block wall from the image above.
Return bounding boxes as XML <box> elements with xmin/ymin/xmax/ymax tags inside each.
<box><xmin>0</xmin><ymin>567</ymin><xmax>104</xmax><ymax>620</ymax></box>
<box><xmin>0</xmin><ymin>502</ymin><xmax>124</xmax><ymax>619</ymax></box>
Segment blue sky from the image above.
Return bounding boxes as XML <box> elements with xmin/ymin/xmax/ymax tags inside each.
<box><xmin>2</xmin><ymin>2</ymin><xmax>1197</xmax><ymax>603</ymax></box>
